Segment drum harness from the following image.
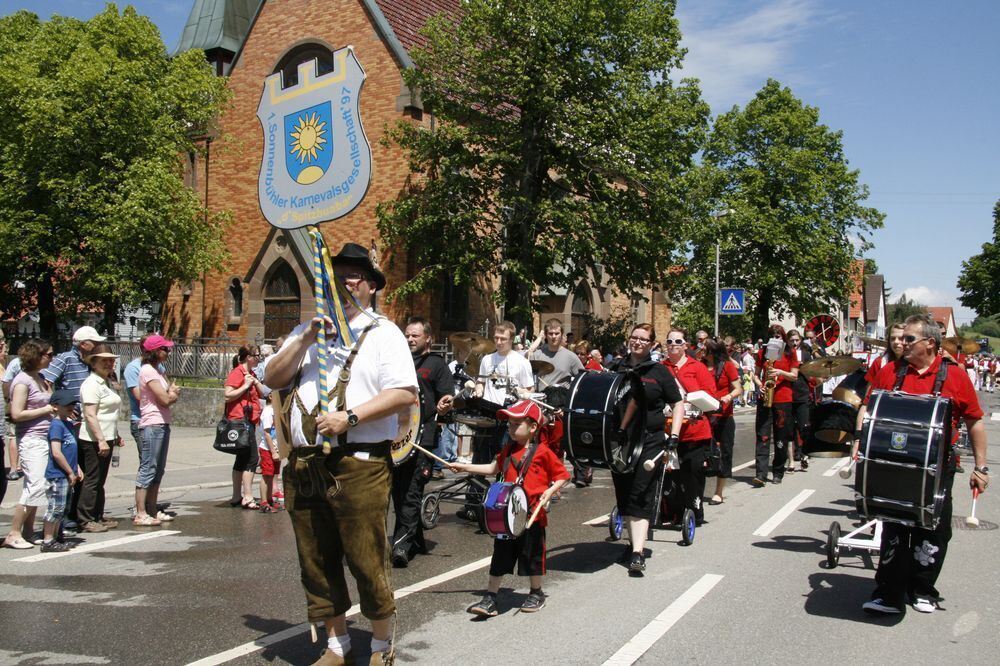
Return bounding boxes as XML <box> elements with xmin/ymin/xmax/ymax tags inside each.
<box><xmin>499</xmin><ymin>439</ymin><xmax>540</xmax><ymax>505</ymax></box>
<box><xmin>892</xmin><ymin>358</ymin><xmax>952</xmax><ymax>396</ymax></box>
<box><xmin>283</xmin><ymin>322</ymin><xmax>378</xmax><ymax>501</ymax></box>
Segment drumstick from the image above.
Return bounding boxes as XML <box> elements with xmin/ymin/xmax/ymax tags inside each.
<box><xmin>525</xmin><ymin>498</ymin><xmax>549</xmax><ymax>530</ymax></box>
<box><xmin>966</xmin><ymin>487</ymin><xmax>981</xmax><ymax>527</ymax></box>
<box><xmin>410</xmin><ymin>441</ymin><xmax>454</xmax><ymax>469</ymax></box>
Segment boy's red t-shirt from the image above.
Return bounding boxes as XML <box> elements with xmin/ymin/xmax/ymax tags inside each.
<box><xmin>495</xmin><ymin>441</ymin><xmax>570</xmax><ymax>527</ymax></box>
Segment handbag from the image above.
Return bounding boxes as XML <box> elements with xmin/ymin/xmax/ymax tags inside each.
<box><xmin>214</xmin><ymin>389</ymin><xmax>254</xmax><ymax>454</ymax></box>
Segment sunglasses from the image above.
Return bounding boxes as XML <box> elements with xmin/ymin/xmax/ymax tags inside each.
<box><xmin>665</xmin><ymin>338</ymin><xmax>686</xmax><ymax>345</ymax></box>
<box><xmin>42</xmin><ymin>351</ymin><xmax>54</xmax><ymax>357</ymax></box>
<box><xmin>902</xmin><ymin>335</ymin><xmax>928</xmax><ymax>344</ymax></box>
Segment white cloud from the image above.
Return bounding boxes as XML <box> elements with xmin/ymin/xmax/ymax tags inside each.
<box><xmin>899</xmin><ymin>286</ymin><xmax>977</xmax><ymax>325</ymax></box>
<box><xmin>675</xmin><ymin>0</ymin><xmax>827</xmax><ymax>112</ymax></box>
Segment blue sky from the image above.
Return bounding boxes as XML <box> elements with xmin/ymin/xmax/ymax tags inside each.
<box><xmin>6</xmin><ymin>0</ymin><xmax>998</xmax><ymax>325</ymax></box>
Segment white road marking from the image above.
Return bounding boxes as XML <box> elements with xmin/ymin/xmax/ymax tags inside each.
<box><xmin>991</xmin><ymin>412</ymin><xmax>999</xmax><ymax>421</ymax></box>
<box><xmin>584</xmin><ymin>513</ymin><xmax>610</xmax><ymax>525</ymax></box>
<box><xmin>186</xmin><ymin>556</ymin><xmax>493</xmax><ymax>666</ymax></box>
<box><xmin>732</xmin><ymin>459</ymin><xmax>755</xmax><ymax>472</ymax></box>
<box><xmin>823</xmin><ymin>458</ymin><xmax>851</xmax><ymax>477</ymax></box>
<box><xmin>13</xmin><ymin>531</ymin><xmax>181</xmax><ymax>563</ymax></box>
<box><xmin>602</xmin><ymin>574</ymin><xmax>724</xmax><ymax>665</ymax></box>
<box><xmin>753</xmin><ymin>489</ymin><xmax>815</xmax><ymax>537</ymax></box>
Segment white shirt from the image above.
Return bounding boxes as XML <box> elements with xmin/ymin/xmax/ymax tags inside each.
<box><xmin>283</xmin><ymin>310</ymin><xmax>417</xmax><ymax>447</ymax></box>
<box><xmin>479</xmin><ymin>350</ymin><xmax>534</xmax><ymax>404</ymax></box>
<box><xmin>258</xmin><ymin>404</ymin><xmax>274</xmax><ymax>450</ymax></box>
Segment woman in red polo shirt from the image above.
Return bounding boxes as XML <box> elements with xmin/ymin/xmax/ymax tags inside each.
<box><xmin>752</xmin><ymin>325</ymin><xmax>799</xmax><ymax>487</ymax></box>
<box><xmin>703</xmin><ymin>339</ymin><xmax>743</xmax><ymax>505</ymax></box>
<box><xmin>864</xmin><ymin>323</ymin><xmax>905</xmax><ymax>384</ymax></box>
<box><xmin>662</xmin><ymin>328</ymin><xmax>718</xmax><ymax>525</ymax></box>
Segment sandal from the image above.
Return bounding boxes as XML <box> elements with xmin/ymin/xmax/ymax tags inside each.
<box><xmin>133</xmin><ymin>515</ymin><xmax>162</xmax><ymax>527</ymax></box>
<box><xmin>2</xmin><ymin>537</ymin><xmax>34</xmax><ymax>550</ymax></box>
<box><xmin>708</xmin><ymin>496</ymin><xmax>724</xmax><ymax>505</ymax></box>
<box><xmin>241</xmin><ymin>499</ymin><xmax>260</xmax><ymax>510</ymax></box>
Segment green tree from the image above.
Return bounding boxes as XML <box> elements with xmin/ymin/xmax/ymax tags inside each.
<box><xmin>0</xmin><ymin>6</ymin><xmax>230</xmax><ymax>338</ymax></box>
<box><xmin>957</xmin><ymin>200</ymin><xmax>1000</xmax><ymax>318</ymax></box>
<box><xmin>668</xmin><ymin>80</ymin><xmax>884</xmax><ymax>339</ymax></box>
<box><xmin>886</xmin><ymin>293</ymin><xmax>928</xmax><ymax>324</ymax></box>
<box><xmin>376</xmin><ymin>0</ymin><xmax>709</xmax><ymax>327</ymax></box>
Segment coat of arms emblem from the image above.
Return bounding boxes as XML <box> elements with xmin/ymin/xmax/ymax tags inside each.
<box><xmin>257</xmin><ymin>46</ymin><xmax>371</xmax><ymax>229</ymax></box>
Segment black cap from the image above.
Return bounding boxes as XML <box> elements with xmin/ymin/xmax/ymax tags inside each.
<box><xmin>50</xmin><ymin>389</ymin><xmax>78</xmax><ymax>406</ymax></box>
<box><xmin>330</xmin><ymin>242</ymin><xmax>386</xmax><ymax>290</ymax></box>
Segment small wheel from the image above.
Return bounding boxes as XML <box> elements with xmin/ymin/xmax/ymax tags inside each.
<box><xmin>420</xmin><ymin>493</ymin><xmax>441</xmax><ymax>530</ymax></box>
<box><xmin>609</xmin><ymin>505</ymin><xmax>624</xmax><ymax>541</ymax></box>
<box><xmin>826</xmin><ymin>521</ymin><xmax>841</xmax><ymax>568</ymax></box>
<box><xmin>681</xmin><ymin>508</ymin><xmax>696</xmax><ymax>545</ymax></box>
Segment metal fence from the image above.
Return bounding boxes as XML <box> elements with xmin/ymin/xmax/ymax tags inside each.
<box><xmin>6</xmin><ymin>335</ymin><xmax>456</xmax><ymax>380</ymax></box>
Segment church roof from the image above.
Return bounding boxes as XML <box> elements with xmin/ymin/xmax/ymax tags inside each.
<box><xmin>371</xmin><ymin>0</ymin><xmax>460</xmax><ymax>53</ymax></box>
<box><xmin>175</xmin><ymin>0</ymin><xmax>261</xmax><ymax>56</ymax></box>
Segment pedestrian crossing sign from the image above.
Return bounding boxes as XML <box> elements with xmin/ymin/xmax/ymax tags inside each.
<box><xmin>720</xmin><ymin>288</ymin><xmax>745</xmax><ymax>315</ymax></box>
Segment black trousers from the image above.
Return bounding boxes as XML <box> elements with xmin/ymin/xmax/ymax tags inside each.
<box><xmin>76</xmin><ymin>439</ymin><xmax>113</xmax><ymax>524</ymax></box>
<box><xmin>676</xmin><ymin>440</ymin><xmax>710</xmax><ymax>522</ymax></box>
<box><xmin>755</xmin><ymin>402</ymin><xmax>794</xmax><ymax>481</ymax></box>
<box><xmin>709</xmin><ymin>416</ymin><xmax>735</xmax><ymax>478</ymax></box>
<box><xmin>391</xmin><ymin>452</ymin><xmax>432</xmax><ymax>557</ymax></box>
<box><xmin>791</xmin><ymin>401</ymin><xmax>810</xmax><ymax>460</ymax></box>
<box><xmin>873</xmin><ymin>473</ymin><xmax>955</xmax><ymax>606</ymax></box>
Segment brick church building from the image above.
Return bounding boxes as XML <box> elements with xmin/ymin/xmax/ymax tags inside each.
<box><xmin>162</xmin><ymin>0</ymin><xmax>672</xmax><ymax>343</ymax></box>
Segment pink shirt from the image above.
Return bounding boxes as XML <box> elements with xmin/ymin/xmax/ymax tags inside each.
<box><xmin>138</xmin><ymin>364</ymin><xmax>171</xmax><ymax>427</ymax></box>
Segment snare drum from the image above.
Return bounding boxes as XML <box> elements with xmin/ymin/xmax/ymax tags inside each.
<box><xmin>482</xmin><ymin>481</ymin><xmax>529</xmax><ymax>539</ymax></box>
<box><xmin>565</xmin><ymin>371</ymin><xmax>645</xmax><ymax>473</ymax></box>
<box><xmin>856</xmin><ymin>390</ymin><xmax>953</xmax><ymax>529</ymax></box>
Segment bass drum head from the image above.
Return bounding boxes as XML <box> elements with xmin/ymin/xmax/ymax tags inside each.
<box><xmin>391</xmin><ymin>387</ymin><xmax>424</xmax><ymax>466</ymax></box>
<box><xmin>564</xmin><ymin>371</ymin><xmax>646</xmax><ymax>473</ymax></box>
<box><xmin>507</xmin><ymin>485</ymin><xmax>529</xmax><ymax>538</ymax></box>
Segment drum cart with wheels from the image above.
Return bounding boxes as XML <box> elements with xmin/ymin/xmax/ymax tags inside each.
<box><xmin>826</xmin><ymin>518</ymin><xmax>882</xmax><ymax>568</ymax></box>
<box><xmin>607</xmin><ymin>448</ymin><xmax>696</xmax><ymax>546</ymax></box>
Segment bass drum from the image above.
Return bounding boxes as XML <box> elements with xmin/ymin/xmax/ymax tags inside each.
<box><xmin>391</xmin><ymin>388</ymin><xmax>424</xmax><ymax>466</ymax></box>
<box><xmin>856</xmin><ymin>390</ymin><xmax>952</xmax><ymax>529</ymax></box>
<box><xmin>564</xmin><ymin>371</ymin><xmax>646</xmax><ymax>474</ymax></box>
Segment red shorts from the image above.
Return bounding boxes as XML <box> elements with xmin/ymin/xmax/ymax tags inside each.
<box><xmin>259</xmin><ymin>449</ymin><xmax>281</xmax><ymax>476</ymax></box>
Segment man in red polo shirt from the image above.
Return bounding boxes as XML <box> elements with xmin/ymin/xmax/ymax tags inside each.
<box><xmin>856</xmin><ymin>315</ymin><xmax>989</xmax><ymax>615</ymax></box>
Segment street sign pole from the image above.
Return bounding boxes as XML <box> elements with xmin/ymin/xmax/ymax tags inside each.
<box><xmin>714</xmin><ymin>241</ymin><xmax>720</xmax><ymax>337</ymax></box>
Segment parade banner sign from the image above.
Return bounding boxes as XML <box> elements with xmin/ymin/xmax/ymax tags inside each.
<box><xmin>257</xmin><ymin>46</ymin><xmax>371</xmax><ymax>229</ymax></box>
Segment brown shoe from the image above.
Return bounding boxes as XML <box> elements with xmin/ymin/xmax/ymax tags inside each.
<box><xmin>311</xmin><ymin>649</ymin><xmax>354</xmax><ymax>666</ymax></box>
<box><xmin>100</xmin><ymin>518</ymin><xmax>120</xmax><ymax>529</ymax></box>
<box><xmin>369</xmin><ymin>650</ymin><xmax>393</xmax><ymax>666</ymax></box>
<box><xmin>81</xmin><ymin>521</ymin><xmax>109</xmax><ymax>533</ymax></box>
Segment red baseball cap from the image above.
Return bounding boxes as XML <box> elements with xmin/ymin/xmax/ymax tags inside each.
<box><xmin>142</xmin><ymin>334</ymin><xmax>174</xmax><ymax>352</ymax></box>
<box><xmin>496</xmin><ymin>399</ymin><xmax>546</xmax><ymax>426</ymax></box>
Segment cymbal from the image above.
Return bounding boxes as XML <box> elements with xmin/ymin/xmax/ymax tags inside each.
<box><xmin>464</xmin><ymin>339</ymin><xmax>496</xmax><ymax>377</ymax></box>
<box><xmin>799</xmin><ymin>355</ymin><xmax>863</xmax><ymax>379</ymax></box>
<box><xmin>530</xmin><ymin>359</ymin><xmax>555</xmax><ymax>376</ymax></box>
<box><xmin>449</xmin><ymin>331</ymin><xmax>489</xmax><ymax>348</ymax></box>
<box><xmin>857</xmin><ymin>335</ymin><xmax>887</xmax><ymax>348</ymax></box>
<box><xmin>943</xmin><ymin>336</ymin><xmax>981</xmax><ymax>355</ymax></box>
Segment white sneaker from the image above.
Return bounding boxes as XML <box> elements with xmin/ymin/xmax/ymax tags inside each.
<box><xmin>912</xmin><ymin>597</ymin><xmax>937</xmax><ymax>613</ymax></box>
<box><xmin>862</xmin><ymin>598</ymin><xmax>902</xmax><ymax>615</ymax></box>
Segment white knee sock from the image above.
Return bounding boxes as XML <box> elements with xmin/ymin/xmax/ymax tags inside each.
<box><xmin>370</xmin><ymin>637</ymin><xmax>391</xmax><ymax>654</ymax></box>
<box><xmin>327</xmin><ymin>634</ymin><xmax>351</xmax><ymax>657</ymax></box>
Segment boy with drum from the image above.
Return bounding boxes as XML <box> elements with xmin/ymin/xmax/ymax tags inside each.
<box><xmin>451</xmin><ymin>400</ymin><xmax>569</xmax><ymax>617</ymax></box>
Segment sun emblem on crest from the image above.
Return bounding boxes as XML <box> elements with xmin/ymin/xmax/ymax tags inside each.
<box><xmin>288</xmin><ymin>112</ymin><xmax>328</xmax><ymax>184</ymax></box>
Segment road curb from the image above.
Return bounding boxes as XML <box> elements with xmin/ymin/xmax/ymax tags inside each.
<box><xmin>1</xmin><ymin>481</ymin><xmax>232</xmax><ymax>511</ymax></box>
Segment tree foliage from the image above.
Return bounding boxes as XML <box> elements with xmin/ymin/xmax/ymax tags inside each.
<box><xmin>0</xmin><ymin>6</ymin><xmax>230</xmax><ymax>337</ymax></box>
<box><xmin>667</xmin><ymin>80</ymin><xmax>884</xmax><ymax>339</ymax></box>
<box><xmin>886</xmin><ymin>293</ymin><xmax>928</xmax><ymax>325</ymax></box>
<box><xmin>376</xmin><ymin>0</ymin><xmax>709</xmax><ymax>326</ymax></box>
<box><xmin>957</xmin><ymin>200</ymin><xmax>1000</xmax><ymax>318</ymax></box>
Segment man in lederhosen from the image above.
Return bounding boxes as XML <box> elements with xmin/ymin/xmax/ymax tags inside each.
<box><xmin>390</xmin><ymin>316</ymin><xmax>452</xmax><ymax>568</ymax></box>
<box><xmin>266</xmin><ymin>243</ymin><xmax>417</xmax><ymax>666</ymax></box>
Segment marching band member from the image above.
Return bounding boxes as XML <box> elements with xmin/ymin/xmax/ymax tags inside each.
<box><xmin>751</xmin><ymin>325</ymin><xmax>799</xmax><ymax>487</ymax></box>
<box><xmin>702</xmin><ymin>339</ymin><xmax>743</xmax><ymax>505</ymax></box>
<box><xmin>265</xmin><ymin>243</ymin><xmax>417</xmax><ymax>666</ymax></box>
<box><xmin>786</xmin><ymin>330</ymin><xmax>812</xmax><ymax>472</ymax></box>
<box><xmin>864</xmin><ymin>323</ymin><xmax>906</xmax><ymax>383</ymax></box>
<box><xmin>662</xmin><ymin>328</ymin><xmax>717</xmax><ymax>526</ymax></box>
<box><xmin>609</xmin><ymin>324</ymin><xmax>684</xmax><ymax>576</ymax></box>
<box><xmin>452</xmin><ymin>400</ymin><xmax>569</xmax><ymax>617</ymax></box>
<box><xmin>857</xmin><ymin>315</ymin><xmax>988</xmax><ymax>615</ymax></box>
<box><xmin>390</xmin><ymin>317</ymin><xmax>453</xmax><ymax>568</ymax></box>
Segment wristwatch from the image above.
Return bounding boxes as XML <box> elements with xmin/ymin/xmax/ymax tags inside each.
<box><xmin>974</xmin><ymin>465</ymin><xmax>990</xmax><ymax>474</ymax></box>
<box><xmin>346</xmin><ymin>410</ymin><xmax>360</xmax><ymax>428</ymax></box>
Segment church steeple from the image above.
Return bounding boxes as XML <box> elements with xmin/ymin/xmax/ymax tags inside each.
<box><xmin>175</xmin><ymin>0</ymin><xmax>260</xmax><ymax>75</ymax></box>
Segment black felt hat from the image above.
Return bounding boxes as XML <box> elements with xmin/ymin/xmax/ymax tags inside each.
<box><xmin>330</xmin><ymin>243</ymin><xmax>386</xmax><ymax>290</ymax></box>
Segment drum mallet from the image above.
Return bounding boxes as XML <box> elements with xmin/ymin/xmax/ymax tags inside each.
<box><xmin>966</xmin><ymin>487</ymin><xmax>981</xmax><ymax>528</ymax></box>
<box><xmin>525</xmin><ymin>498</ymin><xmax>550</xmax><ymax>530</ymax></box>
<box><xmin>838</xmin><ymin>454</ymin><xmax>857</xmax><ymax>479</ymax></box>
<box><xmin>410</xmin><ymin>442</ymin><xmax>456</xmax><ymax>470</ymax></box>
<box><xmin>643</xmin><ymin>450</ymin><xmax>667</xmax><ymax>472</ymax></box>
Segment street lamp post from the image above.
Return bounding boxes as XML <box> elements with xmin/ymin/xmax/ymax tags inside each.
<box><xmin>711</xmin><ymin>209</ymin><xmax>735</xmax><ymax>337</ymax></box>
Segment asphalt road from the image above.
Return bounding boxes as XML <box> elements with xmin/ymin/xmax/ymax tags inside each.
<box><xmin>2</xmin><ymin>396</ymin><xmax>999</xmax><ymax>665</ymax></box>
